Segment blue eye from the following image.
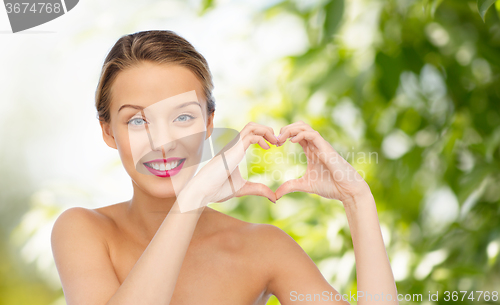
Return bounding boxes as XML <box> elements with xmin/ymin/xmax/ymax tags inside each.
<box><xmin>175</xmin><ymin>114</ymin><xmax>195</xmax><ymax>122</ymax></box>
<box><xmin>128</xmin><ymin>118</ymin><xmax>147</xmax><ymax>126</ymax></box>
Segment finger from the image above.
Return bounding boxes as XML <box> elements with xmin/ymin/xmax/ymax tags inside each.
<box><xmin>211</xmin><ymin>167</ymin><xmax>246</xmax><ymax>203</ymax></box>
<box><xmin>236</xmin><ymin>181</ymin><xmax>277</xmax><ymax>203</ymax></box>
<box><xmin>275</xmin><ymin>178</ymin><xmax>311</xmax><ymax>200</ymax></box>
<box><xmin>215</xmin><ymin>138</ymin><xmax>246</xmax><ymax>177</ymax></box>
<box><xmin>243</xmin><ymin>134</ymin><xmax>271</xmax><ymax>150</ymax></box>
<box><xmin>254</xmin><ymin>124</ymin><xmax>278</xmax><ymax>145</ymax></box>
<box><xmin>290</xmin><ymin>130</ymin><xmax>333</xmax><ymax>154</ymax></box>
<box><xmin>277</xmin><ymin>127</ymin><xmax>310</xmax><ymax>147</ymax></box>
<box><xmin>289</xmin><ymin>131</ymin><xmax>324</xmax><ymax>163</ymax></box>
<box><xmin>289</xmin><ymin>130</ymin><xmax>319</xmax><ymax>144</ymax></box>
<box><xmin>296</xmin><ymin>138</ymin><xmax>316</xmax><ymax>159</ymax></box>
<box><xmin>241</xmin><ymin>123</ymin><xmax>278</xmax><ymax>145</ymax></box>
<box><xmin>292</xmin><ymin>132</ymin><xmax>346</xmax><ymax>169</ymax></box>
<box><xmin>216</xmin><ymin>125</ymin><xmax>277</xmax><ymax>179</ymax></box>
<box><xmin>277</xmin><ymin>122</ymin><xmax>312</xmax><ymax>146</ymax></box>
<box><xmin>278</xmin><ymin>120</ymin><xmax>310</xmax><ymax>136</ymax></box>
<box><xmin>217</xmin><ymin>129</ymin><xmax>275</xmax><ymax>178</ymax></box>
<box><xmin>217</xmin><ymin>133</ymin><xmax>270</xmax><ymax>179</ymax></box>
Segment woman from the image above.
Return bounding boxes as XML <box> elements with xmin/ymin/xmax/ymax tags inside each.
<box><xmin>51</xmin><ymin>30</ymin><xmax>398</xmax><ymax>305</ymax></box>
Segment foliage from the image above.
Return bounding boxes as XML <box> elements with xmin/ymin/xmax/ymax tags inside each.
<box><xmin>210</xmin><ymin>0</ymin><xmax>500</xmax><ymax>304</ymax></box>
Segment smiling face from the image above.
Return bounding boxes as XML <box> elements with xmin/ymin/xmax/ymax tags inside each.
<box><xmin>100</xmin><ymin>61</ymin><xmax>214</xmax><ymax>199</ymax></box>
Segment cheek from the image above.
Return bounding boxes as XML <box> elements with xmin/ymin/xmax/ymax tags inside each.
<box><xmin>175</xmin><ymin>118</ymin><xmax>206</xmax><ymax>136</ymax></box>
<box><xmin>170</xmin><ymin>118</ymin><xmax>207</xmax><ymax>149</ymax></box>
<box><xmin>126</xmin><ymin>127</ymin><xmax>155</xmax><ymax>166</ymax></box>
<box><xmin>178</xmin><ymin>131</ymin><xmax>205</xmax><ymax>161</ymax></box>
<box><xmin>114</xmin><ymin>127</ymin><xmax>146</xmax><ymax>169</ymax></box>
<box><xmin>115</xmin><ymin>133</ymin><xmax>133</xmax><ymax>164</ymax></box>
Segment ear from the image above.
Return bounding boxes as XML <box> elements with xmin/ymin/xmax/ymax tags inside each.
<box><xmin>205</xmin><ymin>111</ymin><xmax>214</xmax><ymax>140</ymax></box>
<box><xmin>100</xmin><ymin>121</ymin><xmax>117</xmax><ymax>149</ymax></box>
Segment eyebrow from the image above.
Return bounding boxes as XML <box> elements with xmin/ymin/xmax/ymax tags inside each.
<box><xmin>118</xmin><ymin>101</ymin><xmax>202</xmax><ymax>113</ymax></box>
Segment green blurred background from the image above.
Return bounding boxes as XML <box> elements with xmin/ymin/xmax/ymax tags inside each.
<box><xmin>0</xmin><ymin>0</ymin><xmax>499</xmax><ymax>304</ymax></box>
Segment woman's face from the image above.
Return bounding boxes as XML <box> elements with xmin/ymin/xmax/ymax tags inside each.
<box><xmin>101</xmin><ymin>61</ymin><xmax>214</xmax><ymax>199</ymax></box>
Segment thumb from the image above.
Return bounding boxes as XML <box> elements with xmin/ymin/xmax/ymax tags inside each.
<box><xmin>275</xmin><ymin>178</ymin><xmax>310</xmax><ymax>200</ymax></box>
<box><xmin>236</xmin><ymin>181</ymin><xmax>277</xmax><ymax>203</ymax></box>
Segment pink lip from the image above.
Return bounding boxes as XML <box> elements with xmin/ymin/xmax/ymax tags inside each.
<box><xmin>143</xmin><ymin>158</ymin><xmax>186</xmax><ymax>178</ymax></box>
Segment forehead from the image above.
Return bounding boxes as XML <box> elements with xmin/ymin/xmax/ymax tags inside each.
<box><xmin>110</xmin><ymin>62</ymin><xmax>206</xmax><ymax>113</ymax></box>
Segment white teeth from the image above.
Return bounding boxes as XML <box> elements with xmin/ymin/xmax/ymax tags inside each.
<box><xmin>167</xmin><ymin>161</ymin><xmax>178</xmax><ymax>170</ymax></box>
<box><xmin>147</xmin><ymin>160</ymin><xmax>183</xmax><ymax>171</ymax></box>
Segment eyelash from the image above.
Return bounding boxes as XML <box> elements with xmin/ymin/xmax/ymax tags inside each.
<box><xmin>127</xmin><ymin>117</ymin><xmax>148</xmax><ymax>126</ymax></box>
<box><xmin>174</xmin><ymin>114</ymin><xmax>196</xmax><ymax>122</ymax></box>
<box><xmin>127</xmin><ymin>114</ymin><xmax>196</xmax><ymax>125</ymax></box>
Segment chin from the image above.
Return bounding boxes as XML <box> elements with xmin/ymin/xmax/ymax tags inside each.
<box><xmin>133</xmin><ymin>172</ymin><xmax>194</xmax><ymax>198</ymax></box>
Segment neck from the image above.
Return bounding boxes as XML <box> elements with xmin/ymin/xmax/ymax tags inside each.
<box><xmin>124</xmin><ymin>180</ymin><xmax>187</xmax><ymax>242</ymax></box>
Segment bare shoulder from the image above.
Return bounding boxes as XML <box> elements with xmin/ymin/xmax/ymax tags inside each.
<box><xmin>229</xmin><ymin>219</ymin><xmax>300</xmax><ymax>255</ymax></box>
<box><xmin>51</xmin><ymin>206</ymin><xmax>122</xmax><ymax>305</ymax></box>
<box><xmin>248</xmin><ymin>222</ymin><xmax>294</xmax><ymax>244</ymax></box>
<box><xmin>203</xmin><ymin>209</ymin><xmax>301</xmax><ymax>270</ymax></box>
<box><xmin>229</xmin><ymin>220</ymin><xmax>337</xmax><ymax>301</ymax></box>
<box><xmin>50</xmin><ymin>203</ymin><xmax>124</xmax><ymax>267</ymax></box>
<box><xmin>52</xmin><ymin>205</ymin><xmax>117</xmax><ymax>239</ymax></box>
<box><xmin>50</xmin><ymin>206</ymin><xmax>112</xmax><ymax>259</ymax></box>
<box><xmin>52</xmin><ymin>206</ymin><xmax>103</xmax><ymax>236</ymax></box>
<box><xmin>203</xmin><ymin>208</ymin><xmax>276</xmax><ymax>237</ymax></box>
<box><xmin>203</xmin><ymin>208</ymin><xmax>296</xmax><ymax>252</ymax></box>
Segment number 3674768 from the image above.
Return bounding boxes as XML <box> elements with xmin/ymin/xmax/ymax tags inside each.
<box><xmin>5</xmin><ymin>2</ymin><xmax>62</xmax><ymax>14</ymax></box>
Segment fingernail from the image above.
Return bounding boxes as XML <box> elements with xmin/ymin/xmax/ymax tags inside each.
<box><xmin>268</xmin><ymin>198</ymin><xmax>275</xmax><ymax>204</ymax></box>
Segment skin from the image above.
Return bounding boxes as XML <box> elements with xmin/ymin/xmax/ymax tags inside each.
<box><xmin>51</xmin><ymin>61</ymin><xmax>399</xmax><ymax>305</ymax></box>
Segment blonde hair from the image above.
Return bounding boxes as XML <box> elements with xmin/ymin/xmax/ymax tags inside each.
<box><xmin>95</xmin><ymin>30</ymin><xmax>216</xmax><ymax>123</ymax></box>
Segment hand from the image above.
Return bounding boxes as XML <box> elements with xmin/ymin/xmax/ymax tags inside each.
<box><xmin>181</xmin><ymin>122</ymin><xmax>278</xmax><ymax>212</ymax></box>
<box><xmin>275</xmin><ymin>121</ymin><xmax>370</xmax><ymax>203</ymax></box>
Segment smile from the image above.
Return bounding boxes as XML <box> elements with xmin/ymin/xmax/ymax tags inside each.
<box><xmin>143</xmin><ymin>158</ymin><xmax>186</xmax><ymax>177</ymax></box>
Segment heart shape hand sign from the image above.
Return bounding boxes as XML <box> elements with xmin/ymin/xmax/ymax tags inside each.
<box><xmin>190</xmin><ymin>121</ymin><xmax>370</xmax><ymax>211</ymax></box>
<box><xmin>173</xmin><ymin>120</ymin><xmax>369</xmax><ymax>213</ymax></box>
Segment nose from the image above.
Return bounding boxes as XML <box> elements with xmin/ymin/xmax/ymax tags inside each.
<box><xmin>145</xmin><ymin>119</ymin><xmax>177</xmax><ymax>153</ymax></box>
